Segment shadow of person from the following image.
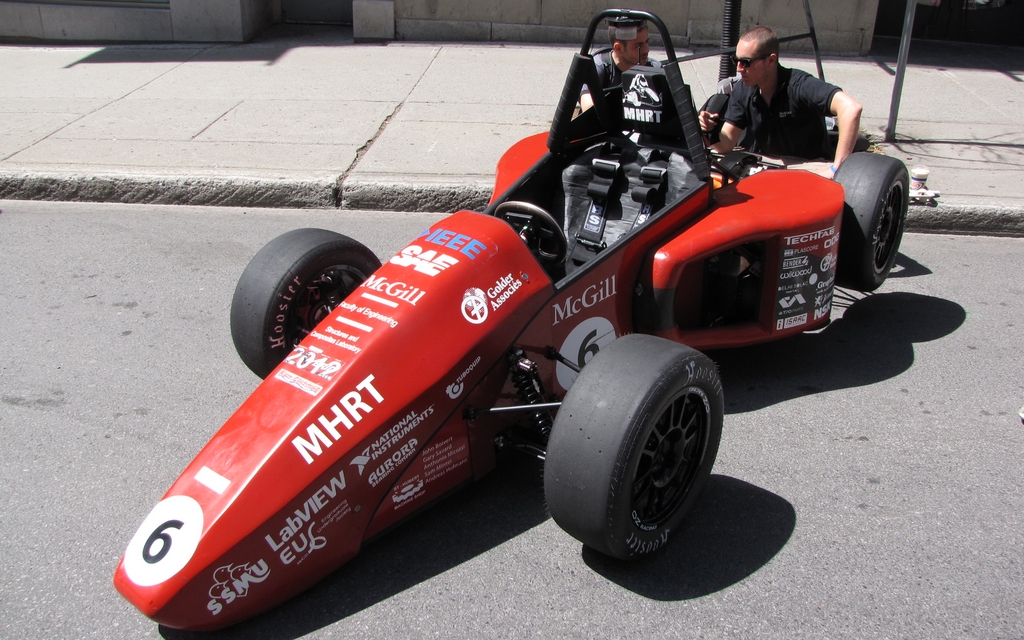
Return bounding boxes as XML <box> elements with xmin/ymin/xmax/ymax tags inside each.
<box><xmin>161</xmin><ymin>454</ymin><xmax>549</xmax><ymax>640</ymax></box>
<box><xmin>581</xmin><ymin>475</ymin><xmax>795</xmax><ymax>599</ymax></box>
<box><xmin>709</xmin><ymin>291</ymin><xmax>966</xmax><ymax>414</ymax></box>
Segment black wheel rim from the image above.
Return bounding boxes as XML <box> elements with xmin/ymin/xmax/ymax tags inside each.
<box><xmin>285</xmin><ymin>265</ymin><xmax>368</xmax><ymax>348</ymax></box>
<box><xmin>630</xmin><ymin>388</ymin><xmax>710</xmax><ymax>529</ymax></box>
<box><xmin>872</xmin><ymin>181</ymin><xmax>904</xmax><ymax>274</ymax></box>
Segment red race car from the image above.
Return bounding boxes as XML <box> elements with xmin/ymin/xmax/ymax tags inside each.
<box><xmin>113</xmin><ymin>9</ymin><xmax>908</xmax><ymax>630</ymax></box>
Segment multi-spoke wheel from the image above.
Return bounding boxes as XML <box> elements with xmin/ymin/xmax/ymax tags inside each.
<box><xmin>229</xmin><ymin>228</ymin><xmax>381</xmax><ymax>379</ymax></box>
<box><xmin>835</xmin><ymin>153</ymin><xmax>909</xmax><ymax>292</ymax></box>
<box><xmin>544</xmin><ymin>334</ymin><xmax>723</xmax><ymax>559</ymax></box>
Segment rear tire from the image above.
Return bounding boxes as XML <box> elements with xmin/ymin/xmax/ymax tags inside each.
<box><xmin>544</xmin><ymin>334</ymin><xmax>723</xmax><ymax>560</ymax></box>
<box><xmin>230</xmin><ymin>229</ymin><xmax>380</xmax><ymax>379</ymax></box>
<box><xmin>835</xmin><ymin>153</ymin><xmax>909</xmax><ymax>292</ymax></box>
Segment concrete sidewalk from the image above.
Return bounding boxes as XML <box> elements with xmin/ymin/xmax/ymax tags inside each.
<box><xmin>1</xmin><ymin>25</ymin><xmax>1023</xmax><ymax>236</ymax></box>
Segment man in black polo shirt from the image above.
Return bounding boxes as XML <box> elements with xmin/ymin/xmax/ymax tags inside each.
<box><xmin>699</xmin><ymin>26</ymin><xmax>863</xmax><ymax>177</ymax></box>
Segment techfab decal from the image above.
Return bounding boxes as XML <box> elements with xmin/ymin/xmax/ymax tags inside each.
<box><xmin>785</xmin><ymin>226</ymin><xmax>835</xmax><ymax>247</ymax></box>
<box><xmin>264</xmin><ymin>470</ymin><xmax>346</xmax><ymax>566</ymax></box>
<box><xmin>206</xmin><ymin>559</ymin><xmax>270</xmax><ymax>616</ymax></box>
<box><xmin>283</xmin><ymin>345</ymin><xmax>343</xmax><ymax>380</ymax></box>
<box><xmin>623</xmin><ymin>74</ymin><xmax>663</xmax><ymax>124</ymax></box>
<box><xmin>292</xmin><ymin>374</ymin><xmax>384</xmax><ymax>465</ymax></box>
<box><xmin>123</xmin><ymin>495</ymin><xmax>204</xmax><ymax>587</ymax></box>
<box><xmin>447</xmin><ymin>356</ymin><xmax>481</xmax><ymax>399</ymax></box>
<box><xmin>350</xmin><ymin>405</ymin><xmax>435</xmax><ymax>475</ymax></box>
<box><xmin>488</xmin><ymin>273</ymin><xmax>522</xmax><ymax>311</ymax></box>
<box><xmin>552</xmin><ymin>276</ymin><xmax>617</xmax><ymax>326</ymax></box>
<box><xmin>556</xmin><ymin>316</ymin><xmax>616</xmax><ymax>391</ymax></box>
<box><xmin>419</xmin><ymin>228</ymin><xmax>489</xmax><ymax>259</ymax></box>
<box><xmin>390</xmin><ymin>245</ymin><xmax>459</xmax><ymax>276</ymax></box>
<box><xmin>461</xmin><ymin>288</ymin><xmax>488</xmax><ymax>324</ymax></box>
<box><xmin>339</xmin><ymin>301</ymin><xmax>398</xmax><ymax>329</ymax></box>
<box><xmin>368</xmin><ymin>439</ymin><xmax>419</xmax><ymax>487</ymax></box>
<box><xmin>361</xmin><ymin>275</ymin><xmax>425</xmax><ymax>306</ymax></box>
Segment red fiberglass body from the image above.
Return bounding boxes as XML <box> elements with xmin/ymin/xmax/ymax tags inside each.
<box><xmin>113</xmin><ymin>159</ymin><xmax>844</xmax><ymax>631</ymax></box>
<box><xmin>114</xmin><ymin>10</ymin><xmax>856</xmax><ymax>630</ymax></box>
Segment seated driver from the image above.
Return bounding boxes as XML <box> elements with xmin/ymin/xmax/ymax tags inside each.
<box><xmin>578</xmin><ymin>15</ymin><xmax>662</xmax><ymax>114</ymax></box>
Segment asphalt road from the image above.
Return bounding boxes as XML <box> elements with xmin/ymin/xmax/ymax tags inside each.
<box><xmin>1</xmin><ymin>200</ymin><xmax>1022</xmax><ymax>639</ymax></box>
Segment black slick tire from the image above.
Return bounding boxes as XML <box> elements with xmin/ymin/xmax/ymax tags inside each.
<box><xmin>229</xmin><ymin>228</ymin><xmax>381</xmax><ymax>379</ymax></box>
<box><xmin>834</xmin><ymin>153</ymin><xmax>909</xmax><ymax>292</ymax></box>
<box><xmin>544</xmin><ymin>334</ymin><xmax>723</xmax><ymax>560</ymax></box>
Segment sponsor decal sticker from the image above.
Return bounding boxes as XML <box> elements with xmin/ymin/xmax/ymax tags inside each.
<box><xmin>487</xmin><ymin>272</ymin><xmax>522</xmax><ymax>311</ymax></box>
<box><xmin>368</xmin><ymin>439</ymin><xmax>419</xmax><ymax>487</ymax></box>
<box><xmin>275</xmin><ymin>369</ymin><xmax>324</xmax><ymax>397</ymax></box>
<box><xmin>776</xmin><ymin>313</ymin><xmax>808</xmax><ymax>330</ymax></box>
<box><xmin>207</xmin><ymin>559</ymin><xmax>270</xmax><ymax>616</ymax></box>
<box><xmin>361</xmin><ymin>275</ymin><xmax>425</xmax><ymax>306</ymax></box>
<box><xmin>389</xmin><ymin>245</ymin><xmax>459</xmax><ymax>276</ymax></box>
<box><xmin>446</xmin><ymin>356</ymin><xmax>481</xmax><ymax>399</ymax></box>
<box><xmin>391</xmin><ymin>476</ymin><xmax>425</xmax><ymax>507</ymax></box>
<box><xmin>419</xmin><ymin>228</ymin><xmax>489</xmax><ymax>259</ymax></box>
<box><xmin>283</xmin><ymin>345</ymin><xmax>343</xmax><ymax>380</ymax></box>
<box><xmin>785</xmin><ymin>226</ymin><xmax>835</xmax><ymax>247</ymax></box>
<box><xmin>264</xmin><ymin>470</ymin><xmax>346</xmax><ymax>566</ymax></box>
<box><xmin>350</xmin><ymin>405</ymin><xmax>434</xmax><ymax>475</ymax></box>
<box><xmin>461</xmin><ymin>288</ymin><xmax>488</xmax><ymax>324</ymax></box>
<box><xmin>783</xmin><ymin>256</ymin><xmax>809</xmax><ymax>270</ymax></box>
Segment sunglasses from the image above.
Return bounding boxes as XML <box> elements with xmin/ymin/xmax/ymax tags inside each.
<box><xmin>731</xmin><ymin>54</ymin><xmax>768</xmax><ymax>68</ymax></box>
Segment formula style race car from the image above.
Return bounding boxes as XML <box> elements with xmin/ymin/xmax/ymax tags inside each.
<box><xmin>114</xmin><ymin>9</ymin><xmax>909</xmax><ymax>630</ymax></box>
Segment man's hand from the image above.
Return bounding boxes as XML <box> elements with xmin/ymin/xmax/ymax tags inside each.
<box><xmin>698</xmin><ymin>109</ymin><xmax>720</xmax><ymax>133</ymax></box>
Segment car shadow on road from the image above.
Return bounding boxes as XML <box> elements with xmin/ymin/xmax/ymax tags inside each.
<box><xmin>709</xmin><ymin>290</ymin><xmax>966</xmax><ymax>414</ymax></box>
<box><xmin>161</xmin><ymin>453</ymin><xmax>551</xmax><ymax>640</ymax></box>
<box><xmin>582</xmin><ymin>474</ymin><xmax>795</xmax><ymax>599</ymax></box>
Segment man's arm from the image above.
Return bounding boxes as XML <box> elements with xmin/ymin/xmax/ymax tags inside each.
<box><xmin>829</xmin><ymin>90</ymin><xmax>863</xmax><ymax>169</ymax></box>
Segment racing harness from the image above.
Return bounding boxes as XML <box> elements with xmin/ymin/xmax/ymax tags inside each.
<box><xmin>563</xmin><ymin>142</ymin><xmax>684</xmax><ymax>269</ymax></box>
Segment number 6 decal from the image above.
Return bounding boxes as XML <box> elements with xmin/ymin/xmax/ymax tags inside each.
<box><xmin>123</xmin><ymin>495</ymin><xmax>204</xmax><ymax>587</ymax></box>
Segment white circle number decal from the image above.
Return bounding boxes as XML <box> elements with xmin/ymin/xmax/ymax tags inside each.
<box><xmin>124</xmin><ymin>495</ymin><xmax>204</xmax><ymax>587</ymax></box>
<box><xmin>556</xmin><ymin>316</ymin><xmax>616</xmax><ymax>391</ymax></box>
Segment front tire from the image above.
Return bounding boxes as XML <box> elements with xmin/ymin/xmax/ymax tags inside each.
<box><xmin>544</xmin><ymin>334</ymin><xmax>723</xmax><ymax>560</ymax></box>
<box><xmin>230</xmin><ymin>229</ymin><xmax>381</xmax><ymax>379</ymax></box>
<box><xmin>835</xmin><ymin>153</ymin><xmax>909</xmax><ymax>292</ymax></box>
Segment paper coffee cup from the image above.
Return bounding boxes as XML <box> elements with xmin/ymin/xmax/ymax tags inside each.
<box><xmin>911</xmin><ymin>166</ymin><xmax>929</xmax><ymax>190</ymax></box>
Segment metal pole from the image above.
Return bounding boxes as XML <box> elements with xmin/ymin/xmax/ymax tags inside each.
<box><xmin>885</xmin><ymin>0</ymin><xmax>918</xmax><ymax>142</ymax></box>
<box><xmin>801</xmin><ymin>0</ymin><xmax>825</xmax><ymax>81</ymax></box>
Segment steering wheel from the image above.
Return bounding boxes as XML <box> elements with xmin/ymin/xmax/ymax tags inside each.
<box><xmin>495</xmin><ymin>201</ymin><xmax>567</xmax><ymax>264</ymax></box>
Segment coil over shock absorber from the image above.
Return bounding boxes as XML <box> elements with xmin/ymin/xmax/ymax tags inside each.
<box><xmin>507</xmin><ymin>348</ymin><xmax>553</xmax><ymax>438</ymax></box>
